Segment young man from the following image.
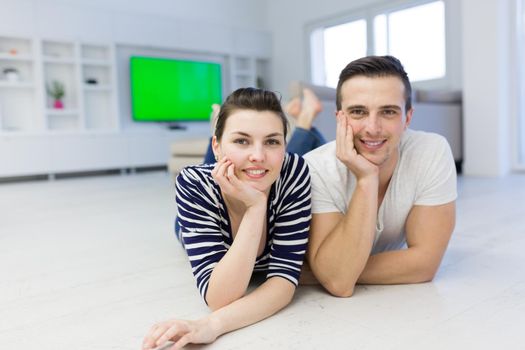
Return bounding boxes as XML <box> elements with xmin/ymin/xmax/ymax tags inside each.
<box><xmin>303</xmin><ymin>56</ymin><xmax>457</xmax><ymax>297</ymax></box>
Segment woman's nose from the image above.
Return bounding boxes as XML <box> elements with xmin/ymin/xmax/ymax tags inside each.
<box><xmin>248</xmin><ymin>145</ymin><xmax>265</xmax><ymax>162</ymax></box>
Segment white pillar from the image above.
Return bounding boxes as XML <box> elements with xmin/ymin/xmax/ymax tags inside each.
<box><xmin>461</xmin><ymin>0</ymin><xmax>512</xmax><ymax>176</ymax></box>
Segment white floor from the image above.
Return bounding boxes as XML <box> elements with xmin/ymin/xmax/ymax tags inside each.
<box><xmin>1</xmin><ymin>171</ymin><xmax>524</xmax><ymax>349</ymax></box>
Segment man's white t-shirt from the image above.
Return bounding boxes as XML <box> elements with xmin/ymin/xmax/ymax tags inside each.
<box><xmin>303</xmin><ymin>129</ymin><xmax>457</xmax><ymax>254</ymax></box>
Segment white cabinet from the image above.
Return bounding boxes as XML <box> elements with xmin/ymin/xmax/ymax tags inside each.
<box><xmin>0</xmin><ymin>36</ymin><xmax>118</xmax><ymax>135</ymax></box>
<box><xmin>80</xmin><ymin>43</ymin><xmax>118</xmax><ymax>130</ymax></box>
<box><xmin>0</xmin><ymin>34</ymin><xmax>272</xmax><ymax>178</ymax></box>
<box><xmin>229</xmin><ymin>56</ymin><xmax>270</xmax><ymax>91</ymax></box>
<box><xmin>0</xmin><ymin>36</ymin><xmax>39</xmax><ymax>132</ymax></box>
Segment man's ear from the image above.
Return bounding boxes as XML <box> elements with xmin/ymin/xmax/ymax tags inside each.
<box><xmin>404</xmin><ymin>108</ymin><xmax>414</xmax><ymax>130</ymax></box>
<box><xmin>211</xmin><ymin>135</ymin><xmax>220</xmax><ymax>160</ymax></box>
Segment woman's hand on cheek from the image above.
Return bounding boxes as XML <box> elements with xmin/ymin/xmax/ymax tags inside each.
<box><xmin>212</xmin><ymin>157</ymin><xmax>267</xmax><ymax>208</ymax></box>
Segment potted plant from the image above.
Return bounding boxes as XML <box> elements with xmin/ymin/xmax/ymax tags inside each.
<box><xmin>47</xmin><ymin>80</ymin><xmax>65</xmax><ymax>109</ymax></box>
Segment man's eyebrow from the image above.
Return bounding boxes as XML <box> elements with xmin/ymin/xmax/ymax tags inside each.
<box><xmin>379</xmin><ymin>105</ymin><xmax>402</xmax><ymax>110</ymax></box>
<box><xmin>345</xmin><ymin>105</ymin><xmax>368</xmax><ymax>110</ymax></box>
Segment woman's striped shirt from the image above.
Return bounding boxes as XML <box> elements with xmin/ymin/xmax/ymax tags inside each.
<box><xmin>175</xmin><ymin>153</ymin><xmax>311</xmax><ymax>301</ymax></box>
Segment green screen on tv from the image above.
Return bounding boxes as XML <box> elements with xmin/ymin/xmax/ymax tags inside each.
<box><xmin>130</xmin><ymin>56</ymin><xmax>222</xmax><ymax>122</ymax></box>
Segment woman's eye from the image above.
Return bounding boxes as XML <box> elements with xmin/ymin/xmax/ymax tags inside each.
<box><xmin>266</xmin><ymin>139</ymin><xmax>282</xmax><ymax>146</ymax></box>
<box><xmin>233</xmin><ymin>138</ymin><xmax>249</xmax><ymax>145</ymax></box>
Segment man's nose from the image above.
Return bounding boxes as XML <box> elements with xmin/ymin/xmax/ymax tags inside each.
<box><xmin>364</xmin><ymin>114</ymin><xmax>382</xmax><ymax>134</ymax></box>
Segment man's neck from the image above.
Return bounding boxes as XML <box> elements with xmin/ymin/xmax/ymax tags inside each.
<box><xmin>377</xmin><ymin>148</ymin><xmax>400</xmax><ymax>202</ymax></box>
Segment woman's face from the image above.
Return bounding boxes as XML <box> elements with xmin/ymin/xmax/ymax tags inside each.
<box><xmin>212</xmin><ymin>109</ymin><xmax>286</xmax><ymax>193</ymax></box>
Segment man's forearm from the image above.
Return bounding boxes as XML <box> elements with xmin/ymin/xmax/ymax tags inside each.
<box><xmin>357</xmin><ymin>248</ymin><xmax>438</xmax><ymax>284</ymax></box>
<box><xmin>310</xmin><ymin>178</ymin><xmax>378</xmax><ymax>296</ymax></box>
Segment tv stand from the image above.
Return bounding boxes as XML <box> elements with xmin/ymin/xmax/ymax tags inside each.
<box><xmin>166</xmin><ymin>123</ymin><xmax>187</xmax><ymax>130</ymax></box>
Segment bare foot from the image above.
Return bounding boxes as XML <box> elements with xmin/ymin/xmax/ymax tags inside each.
<box><xmin>210</xmin><ymin>103</ymin><xmax>221</xmax><ymax>134</ymax></box>
<box><xmin>284</xmin><ymin>97</ymin><xmax>301</xmax><ymax>119</ymax></box>
<box><xmin>295</xmin><ymin>88</ymin><xmax>323</xmax><ymax>130</ymax></box>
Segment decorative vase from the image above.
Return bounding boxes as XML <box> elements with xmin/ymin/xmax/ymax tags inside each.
<box><xmin>53</xmin><ymin>99</ymin><xmax>64</xmax><ymax>109</ymax></box>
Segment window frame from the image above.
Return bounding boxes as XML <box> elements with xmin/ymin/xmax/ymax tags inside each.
<box><xmin>512</xmin><ymin>0</ymin><xmax>525</xmax><ymax>170</ymax></box>
<box><xmin>306</xmin><ymin>0</ymin><xmax>452</xmax><ymax>90</ymax></box>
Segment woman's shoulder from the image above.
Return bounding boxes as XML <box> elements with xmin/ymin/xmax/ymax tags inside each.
<box><xmin>276</xmin><ymin>153</ymin><xmax>311</xmax><ymax>189</ymax></box>
<box><xmin>281</xmin><ymin>152</ymin><xmax>309</xmax><ymax>174</ymax></box>
<box><xmin>176</xmin><ymin>163</ymin><xmax>215</xmax><ymax>188</ymax></box>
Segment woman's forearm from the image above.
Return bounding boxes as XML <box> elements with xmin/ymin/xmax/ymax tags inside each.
<box><xmin>206</xmin><ymin>204</ymin><xmax>267</xmax><ymax>309</ymax></box>
<box><xmin>208</xmin><ymin>277</ymin><xmax>295</xmax><ymax>336</ymax></box>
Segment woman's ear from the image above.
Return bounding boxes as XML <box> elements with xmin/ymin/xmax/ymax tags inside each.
<box><xmin>211</xmin><ymin>135</ymin><xmax>220</xmax><ymax>161</ymax></box>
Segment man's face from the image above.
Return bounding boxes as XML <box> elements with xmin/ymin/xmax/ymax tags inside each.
<box><xmin>338</xmin><ymin>75</ymin><xmax>413</xmax><ymax>170</ymax></box>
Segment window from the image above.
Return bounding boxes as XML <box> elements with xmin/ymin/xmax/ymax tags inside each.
<box><xmin>311</xmin><ymin>19</ymin><xmax>367</xmax><ymax>87</ymax></box>
<box><xmin>310</xmin><ymin>1</ymin><xmax>446</xmax><ymax>87</ymax></box>
<box><xmin>518</xmin><ymin>0</ymin><xmax>525</xmax><ymax>167</ymax></box>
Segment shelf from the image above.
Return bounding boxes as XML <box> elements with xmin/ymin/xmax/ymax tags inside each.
<box><xmin>0</xmin><ymin>37</ymin><xmax>33</xmax><ymax>57</ymax></box>
<box><xmin>81</xmin><ymin>59</ymin><xmax>112</xmax><ymax>67</ymax></box>
<box><xmin>43</xmin><ymin>57</ymin><xmax>76</xmax><ymax>64</ymax></box>
<box><xmin>0</xmin><ymin>53</ymin><xmax>34</xmax><ymax>61</ymax></box>
<box><xmin>45</xmin><ymin>109</ymin><xmax>79</xmax><ymax>116</ymax></box>
<box><xmin>81</xmin><ymin>44</ymin><xmax>110</xmax><ymax>61</ymax></box>
<box><xmin>0</xmin><ymin>81</ymin><xmax>35</xmax><ymax>88</ymax></box>
<box><xmin>83</xmin><ymin>84</ymin><xmax>112</xmax><ymax>91</ymax></box>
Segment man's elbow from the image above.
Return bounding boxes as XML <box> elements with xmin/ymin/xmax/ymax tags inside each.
<box><xmin>322</xmin><ymin>279</ymin><xmax>356</xmax><ymax>298</ymax></box>
<box><xmin>414</xmin><ymin>264</ymin><xmax>439</xmax><ymax>283</ymax></box>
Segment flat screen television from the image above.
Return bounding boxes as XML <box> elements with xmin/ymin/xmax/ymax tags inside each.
<box><xmin>130</xmin><ymin>56</ymin><xmax>222</xmax><ymax>124</ymax></box>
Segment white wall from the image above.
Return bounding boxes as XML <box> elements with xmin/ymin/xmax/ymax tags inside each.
<box><xmin>461</xmin><ymin>0</ymin><xmax>513</xmax><ymax>176</ymax></box>
<box><xmin>0</xmin><ymin>0</ymin><xmax>268</xmax><ymax>36</ymax></box>
<box><xmin>265</xmin><ymin>0</ymin><xmax>463</xmax><ymax>99</ymax></box>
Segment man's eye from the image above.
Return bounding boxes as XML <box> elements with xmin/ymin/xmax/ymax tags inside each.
<box><xmin>349</xmin><ymin>109</ymin><xmax>366</xmax><ymax>118</ymax></box>
<box><xmin>382</xmin><ymin>109</ymin><xmax>397</xmax><ymax>117</ymax></box>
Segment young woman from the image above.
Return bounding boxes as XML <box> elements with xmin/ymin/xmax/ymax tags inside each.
<box><xmin>142</xmin><ymin>88</ymin><xmax>311</xmax><ymax>349</ymax></box>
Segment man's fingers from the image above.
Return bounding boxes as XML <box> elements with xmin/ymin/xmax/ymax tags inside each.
<box><xmin>345</xmin><ymin>117</ymin><xmax>355</xmax><ymax>153</ymax></box>
<box><xmin>335</xmin><ymin>111</ymin><xmax>346</xmax><ymax>157</ymax></box>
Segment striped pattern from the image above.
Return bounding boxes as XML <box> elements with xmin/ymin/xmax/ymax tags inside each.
<box><xmin>175</xmin><ymin>153</ymin><xmax>311</xmax><ymax>300</ymax></box>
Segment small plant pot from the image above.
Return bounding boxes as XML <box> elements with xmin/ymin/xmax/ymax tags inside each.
<box><xmin>53</xmin><ymin>99</ymin><xmax>64</xmax><ymax>109</ymax></box>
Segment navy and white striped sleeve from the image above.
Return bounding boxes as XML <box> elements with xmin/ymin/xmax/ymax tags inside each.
<box><xmin>267</xmin><ymin>153</ymin><xmax>311</xmax><ymax>286</ymax></box>
<box><xmin>175</xmin><ymin>167</ymin><xmax>226</xmax><ymax>301</ymax></box>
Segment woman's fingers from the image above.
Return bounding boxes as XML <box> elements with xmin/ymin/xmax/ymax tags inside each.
<box><xmin>172</xmin><ymin>333</ymin><xmax>193</xmax><ymax>350</ymax></box>
<box><xmin>142</xmin><ymin>323</ymin><xmax>169</xmax><ymax>349</ymax></box>
<box><xmin>155</xmin><ymin>322</ymin><xmax>189</xmax><ymax>348</ymax></box>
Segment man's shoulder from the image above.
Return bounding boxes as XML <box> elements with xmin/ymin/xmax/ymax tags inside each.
<box><xmin>303</xmin><ymin>140</ymin><xmax>337</xmax><ymax>167</ymax></box>
<box><xmin>401</xmin><ymin>129</ymin><xmax>450</xmax><ymax>155</ymax></box>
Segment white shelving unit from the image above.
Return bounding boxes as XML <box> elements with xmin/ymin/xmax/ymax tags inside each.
<box><xmin>42</xmin><ymin>40</ymin><xmax>81</xmax><ymax>131</ymax></box>
<box><xmin>0</xmin><ymin>33</ymin><xmax>270</xmax><ymax>179</ymax></box>
<box><xmin>0</xmin><ymin>36</ymin><xmax>38</xmax><ymax>132</ymax></box>
<box><xmin>80</xmin><ymin>43</ymin><xmax>117</xmax><ymax>130</ymax></box>
<box><xmin>229</xmin><ymin>56</ymin><xmax>269</xmax><ymax>91</ymax></box>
